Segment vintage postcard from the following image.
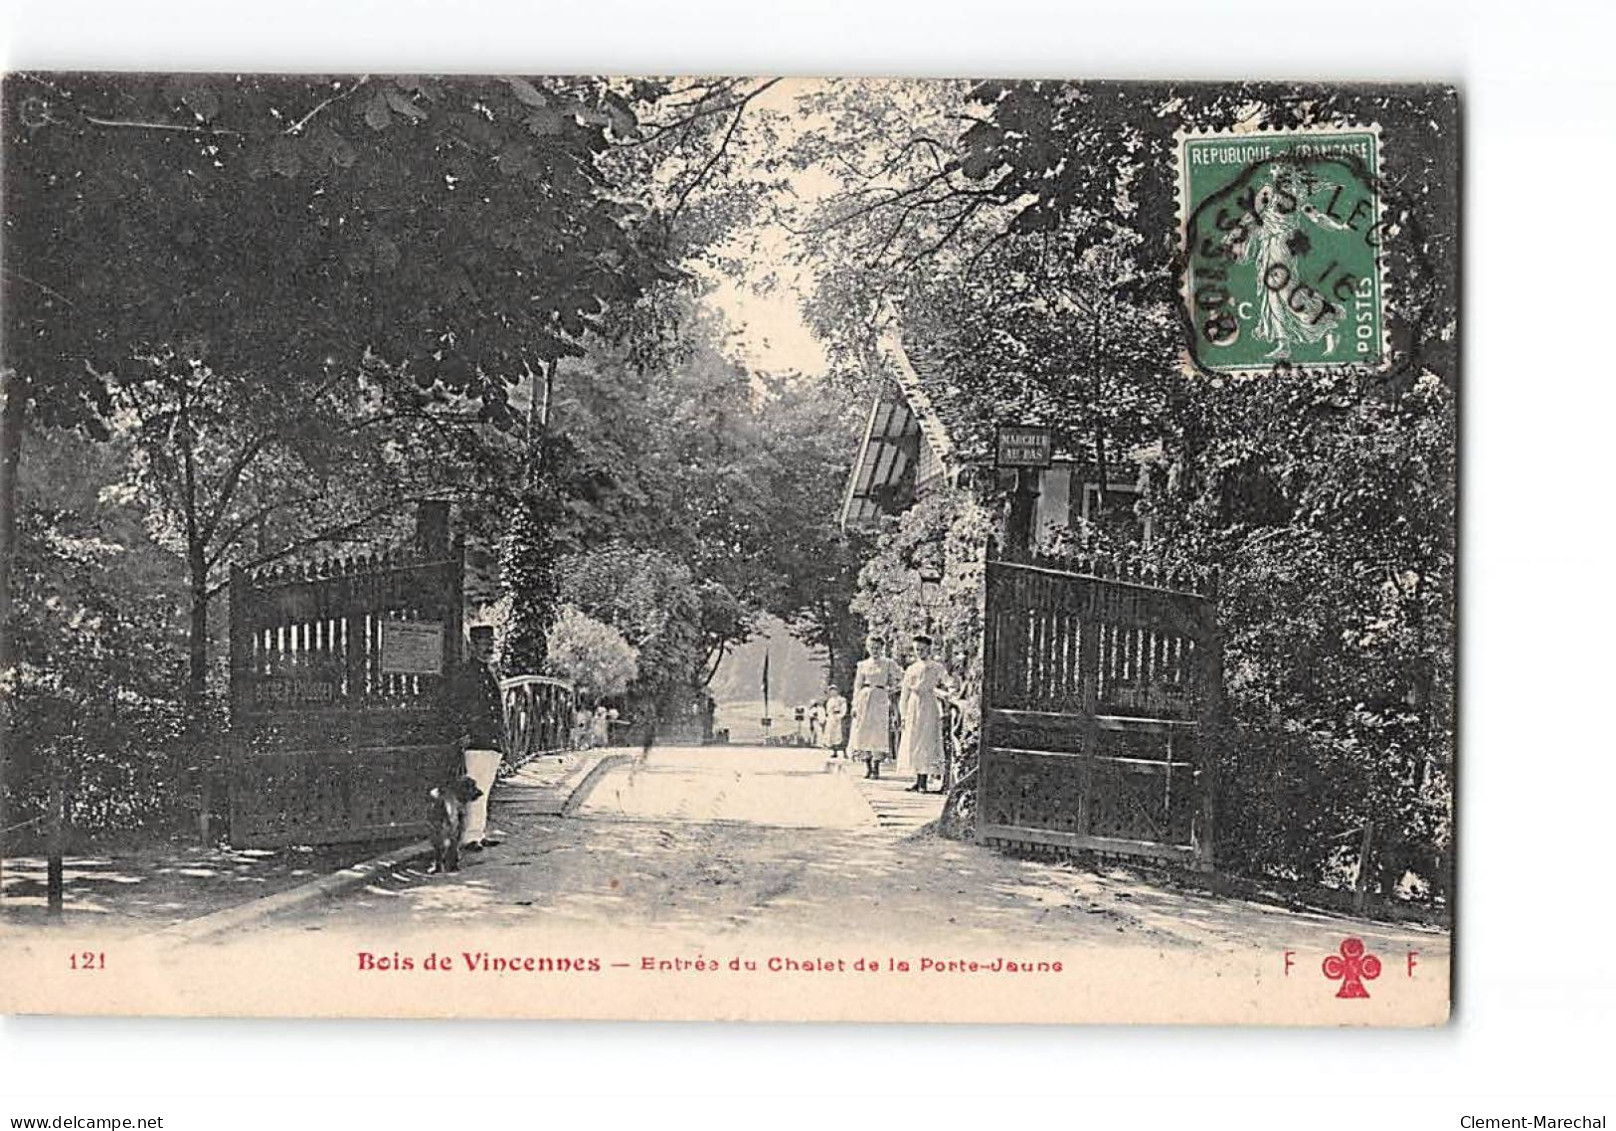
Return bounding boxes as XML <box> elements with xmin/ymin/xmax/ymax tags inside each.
<box><xmin>0</xmin><ymin>75</ymin><xmax>1456</xmax><ymax>1024</ymax></box>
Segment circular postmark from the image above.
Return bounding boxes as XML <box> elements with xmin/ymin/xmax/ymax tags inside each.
<box><xmin>1178</xmin><ymin>128</ymin><xmax>1390</xmax><ymax>377</ymax></box>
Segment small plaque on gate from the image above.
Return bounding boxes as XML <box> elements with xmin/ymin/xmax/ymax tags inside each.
<box><xmin>253</xmin><ymin>678</ymin><xmax>335</xmax><ymax>707</ymax></box>
<box><xmin>380</xmin><ymin>621</ymin><xmax>445</xmax><ymax>675</ymax></box>
<box><xmin>996</xmin><ymin>425</ymin><xmax>1054</xmax><ymax>468</ymax></box>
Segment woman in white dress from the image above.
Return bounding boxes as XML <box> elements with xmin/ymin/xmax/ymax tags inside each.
<box><xmin>849</xmin><ymin>636</ymin><xmax>902</xmax><ymax>779</ymax></box>
<box><xmin>897</xmin><ymin>634</ymin><xmax>955</xmax><ymax>793</ymax></box>
<box><xmin>824</xmin><ymin>687</ymin><xmax>849</xmax><ymax>755</ymax></box>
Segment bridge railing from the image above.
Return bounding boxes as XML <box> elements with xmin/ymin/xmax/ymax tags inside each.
<box><xmin>500</xmin><ymin>675</ymin><xmax>576</xmax><ymax>766</ymax></box>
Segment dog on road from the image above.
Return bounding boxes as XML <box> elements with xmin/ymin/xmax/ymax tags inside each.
<box><xmin>427</xmin><ymin>774</ymin><xmax>484</xmax><ymax>874</ymax></box>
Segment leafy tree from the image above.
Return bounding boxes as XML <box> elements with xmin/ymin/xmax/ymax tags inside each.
<box><xmin>3</xmin><ymin>73</ymin><xmax>676</xmax><ymax>391</ymax></box>
<box><xmin>787</xmin><ymin>80</ymin><xmax>1457</xmax><ymax>894</ymax></box>
<box><xmin>749</xmin><ymin>374</ymin><xmax>868</xmax><ymax>688</ymax></box>
<box><xmin>2</xmin><ymin>72</ymin><xmax>685</xmax><ymax>710</ymax></box>
<box><xmin>3</xmin><ymin>433</ymin><xmax>190</xmax><ymax>837</ymax></box>
<box><xmin>544</xmin><ymin>604</ymin><xmax>638</xmax><ymax>704</ymax></box>
<box><xmin>557</xmin><ymin>544</ymin><xmax>706</xmax><ymax>714</ymax></box>
<box><xmin>106</xmin><ymin>347</ymin><xmax>507</xmax><ymax>705</ymax></box>
<box><xmin>536</xmin><ymin>291</ymin><xmax>866</xmax><ymax>699</ymax></box>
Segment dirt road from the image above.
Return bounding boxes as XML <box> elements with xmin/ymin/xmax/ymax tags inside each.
<box><xmin>244</xmin><ymin>745</ymin><xmax>1447</xmax><ymax>962</ymax></box>
<box><xmin>0</xmin><ymin>745</ymin><xmax>1448</xmax><ymax>1022</ymax></box>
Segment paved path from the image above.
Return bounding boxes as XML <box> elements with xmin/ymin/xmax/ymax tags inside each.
<box><xmin>852</xmin><ymin>767</ymin><xmax>950</xmax><ymax>835</ymax></box>
<box><xmin>572</xmin><ymin>746</ymin><xmax>929</xmax><ymax>829</ymax></box>
<box><xmin>498</xmin><ymin>749</ymin><xmax>637</xmax><ymax>817</ymax></box>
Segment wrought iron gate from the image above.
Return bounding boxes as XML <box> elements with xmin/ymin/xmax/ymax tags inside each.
<box><xmin>976</xmin><ymin>548</ymin><xmax>1222</xmax><ymax>870</ymax></box>
<box><xmin>227</xmin><ymin>539</ymin><xmax>465</xmax><ymax>847</ymax></box>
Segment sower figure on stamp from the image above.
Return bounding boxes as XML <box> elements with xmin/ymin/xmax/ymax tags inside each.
<box><xmin>897</xmin><ymin>634</ymin><xmax>956</xmax><ymax>794</ymax></box>
<box><xmin>1229</xmin><ymin>162</ymin><xmax>1352</xmax><ymax>361</ymax></box>
<box><xmin>448</xmin><ymin>624</ymin><xmax>505</xmax><ymax>852</ymax></box>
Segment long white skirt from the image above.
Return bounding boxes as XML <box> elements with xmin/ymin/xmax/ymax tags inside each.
<box><xmin>848</xmin><ymin>687</ymin><xmax>892</xmax><ymax>755</ymax></box>
<box><xmin>897</xmin><ymin>694</ymin><xmax>945</xmax><ymax>776</ymax></box>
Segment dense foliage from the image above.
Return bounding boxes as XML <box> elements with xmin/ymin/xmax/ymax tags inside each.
<box><xmin>544</xmin><ymin>605</ymin><xmax>639</xmax><ymax>704</ymax></box>
<box><xmin>1</xmin><ymin>75</ymin><xmax>864</xmax><ymax>841</ymax></box>
<box><xmin>531</xmin><ymin>302</ymin><xmax>863</xmax><ymax>720</ymax></box>
<box><xmin>3</xmin><ymin>436</ymin><xmax>191</xmax><ymax>836</ymax></box>
<box><xmin>2</xmin><ymin>74</ymin><xmax>1454</xmax><ymax>908</ymax></box>
<box><xmin>849</xmin><ymin>479</ymin><xmax>993</xmax><ymax>765</ymax></box>
<box><xmin>796</xmin><ymin>81</ymin><xmax>1456</xmax><ymax>900</ymax></box>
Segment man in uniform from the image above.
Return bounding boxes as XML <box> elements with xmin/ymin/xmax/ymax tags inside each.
<box><xmin>449</xmin><ymin>624</ymin><xmax>505</xmax><ymax>852</ymax></box>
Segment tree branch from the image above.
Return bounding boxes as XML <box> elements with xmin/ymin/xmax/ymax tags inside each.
<box><xmin>837</xmin><ymin>136</ymin><xmax>952</xmax><ymax>184</ymax></box>
<box><xmin>623</xmin><ymin>78</ymin><xmax>748</xmax><ymax>147</ymax></box>
<box><xmin>197</xmin><ymin>367</ymin><xmax>350</xmax><ymax>548</ymax></box>
<box><xmin>964</xmin><ymin>227</ymin><xmax>1016</xmax><ymax>272</ymax></box>
<box><xmin>666</xmin><ymin>78</ymin><xmax>780</xmax><ymax>227</ymax></box>
<box><xmin>285</xmin><ymin>75</ymin><xmax>370</xmax><ymax>136</ymax></box>
<box><xmin>197</xmin><ymin>432</ymin><xmax>276</xmax><ymax>548</ymax></box>
<box><xmin>203</xmin><ymin>493</ymin><xmax>322</xmax><ymax>570</ymax></box>
<box><xmin>208</xmin><ymin>491</ymin><xmax>440</xmax><ymax>596</ymax></box>
<box><xmin>3</xmin><ymin>269</ymin><xmax>77</xmax><ymax>310</ymax></box>
<box><xmin>83</xmin><ymin>114</ymin><xmax>242</xmax><ymax>137</ymax></box>
<box><xmin>813</xmin><ymin>165</ymin><xmax>959</xmax><ymax>234</ymax></box>
<box><xmin>896</xmin><ymin>198</ymin><xmax>988</xmax><ymax>272</ymax></box>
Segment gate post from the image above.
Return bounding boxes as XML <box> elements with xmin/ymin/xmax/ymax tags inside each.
<box><xmin>975</xmin><ymin>542</ymin><xmax>1000</xmax><ymax>842</ymax></box>
<box><xmin>447</xmin><ymin>533</ymin><xmax>466</xmax><ymax>667</ymax></box>
<box><xmin>415</xmin><ymin>500</ymin><xmax>451</xmax><ymax>556</ymax></box>
<box><xmin>1076</xmin><ymin>577</ymin><xmax>1099</xmax><ymax>840</ymax></box>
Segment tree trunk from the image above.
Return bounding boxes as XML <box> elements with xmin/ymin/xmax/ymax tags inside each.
<box><xmin>0</xmin><ymin>370</ymin><xmax>24</xmax><ymax>896</ymax></box>
<box><xmin>188</xmin><ymin>584</ymin><xmax>209</xmax><ymax>706</ymax></box>
<box><xmin>0</xmin><ymin>372</ymin><xmax>21</xmax><ymax>678</ymax></box>
<box><xmin>1093</xmin><ymin>421</ymin><xmax>1109</xmax><ymax>526</ymax></box>
<box><xmin>187</xmin><ymin>549</ymin><xmax>213</xmax><ymax>843</ymax></box>
<box><xmin>502</xmin><ymin>358</ymin><xmax>560</xmax><ymax>677</ymax></box>
<box><xmin>701</xmin><ymin>642</ymin><xmax>727</xmax><ymax>686</ymax></box>
<box><xmin>45</xmin><ymin>771</ymin><xmax>64</xmax><ymax>921</ymax></box>
<box><xmin>533</xmin><ymin>358</ymin><xmax>556</xmax><ymax>485</ymax></box>
<box><xmin>1353</xmin><ymin>820</ymin><xmax>1375</xmax><ymax>915</ymax></box>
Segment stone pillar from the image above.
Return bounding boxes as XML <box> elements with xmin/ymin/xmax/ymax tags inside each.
<box><xmin>415</xmin><ymin>500</ymin><xmax>451</xmax><ymax>557</ymax></box>
<box><xmin>1005</xmin><ymin>469</ymin><xmax>1042</xmax><ymax>561</ymax></box>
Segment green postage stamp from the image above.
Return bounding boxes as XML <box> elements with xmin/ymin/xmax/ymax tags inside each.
<box><xmin>1179</xmin><ymin>126</ymin><xmax>1386</xmax><ymax>374</ymax></box>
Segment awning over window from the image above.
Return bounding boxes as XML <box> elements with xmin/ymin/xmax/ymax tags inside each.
<box><xmin>839</xmin><ymin>388</ymin><xmax>921</xmax><ymax>530</ymax></box>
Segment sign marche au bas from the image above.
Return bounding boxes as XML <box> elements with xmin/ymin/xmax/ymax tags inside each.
<box><xmin>996</xmin><ymin>426</ymin><xmax>1055</xmax><ymax>469</ymax></box>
